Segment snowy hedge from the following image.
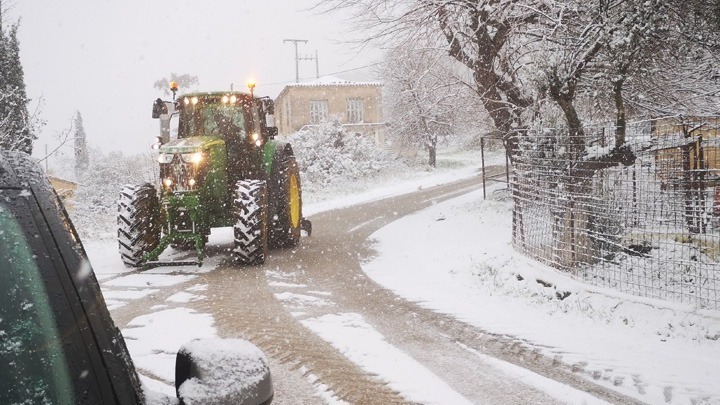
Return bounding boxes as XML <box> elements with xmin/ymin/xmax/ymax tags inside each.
<box><xmin>286</xmin><ymin>120</ymin><xmax>404</xmax><ymax>190</ymax></box>
<box><xmin>70</xmin><ymin>149</ymin><xmax>157</xmax><ymax>240</ymax></box>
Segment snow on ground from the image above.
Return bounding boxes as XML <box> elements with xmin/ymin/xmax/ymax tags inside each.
<box><xmin>122</xmin><ymin>307</ymin><xmax>217</xmax><ymax>388</ymax></box>
<box><xmin>87</xmin><ymin>147</ymin><xmax>719</xmax><ymax>404</ymax></box>
<box><xmin>301</xmin><ymin>312</ymin><xmax>474</xmax><ymax>405</ymax></box>
<box><xmin>361</xmin><ymin>184</ymin><xmax>720</xmax><ymax>405</ymax></box>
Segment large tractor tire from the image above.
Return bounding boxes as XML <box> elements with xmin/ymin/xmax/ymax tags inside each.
<box><xmin>269</xmin><ymin>155</ymin><xmax>303</xmax><ymax>249</ymax></box>
<box><xmin>233</xmin><ymin>179</ymin><xmax>268</xmax><ymax>265</ymax></box>
<box><xmin>117</xmin><ymin>183</ymin><xmax>161</xmax><ymax>267</ymax></box>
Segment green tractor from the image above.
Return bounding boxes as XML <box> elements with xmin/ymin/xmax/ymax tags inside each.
<box><xmin>118</xmin><ymin>83</ymin><xmax>311</xmax><ymax>267</ymax></box>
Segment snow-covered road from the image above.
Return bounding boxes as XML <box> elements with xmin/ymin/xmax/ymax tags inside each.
<box><xmin>87</xmin><ymin>159</ymin><xmax>720</xmax><ymax>404</ymax></box>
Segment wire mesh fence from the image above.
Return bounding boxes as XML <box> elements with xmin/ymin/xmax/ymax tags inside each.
<box><xmin>511</xmin><ymin>117</ymin><xmax>720</xmax><ymax>309</ymax></box>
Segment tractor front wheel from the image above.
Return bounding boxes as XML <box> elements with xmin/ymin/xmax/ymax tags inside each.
<box><xmin>233</xmin><ymin>180</ymin><xmax>268</xmax><ymax>265</ymax></box>
<box><xmin>117</xmin><ymin>183</ymin><xmax>161</xmax><ymax>267</ymax></box>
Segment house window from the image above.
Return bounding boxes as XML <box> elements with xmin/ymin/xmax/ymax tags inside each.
<box><xmin>347</xmin><ymin>98</ymin><xmax>364</xmax><ymax>123</ymax></box>
<box><xmin>309</xmin><ymin>100</ymin><xmax>328</xmax><ymax>124</ymax></box>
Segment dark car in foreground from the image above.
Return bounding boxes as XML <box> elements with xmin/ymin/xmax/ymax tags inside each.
<box><xmin>0</xmin><ymin>150</ymin><xmax>273</xmax><ymax>405</ymax></box>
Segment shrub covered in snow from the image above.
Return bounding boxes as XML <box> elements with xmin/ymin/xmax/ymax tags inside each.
<box><xmin>70</xmin><ymin>149</ymin><xmax>157</xmax><ymax>240</ymax></box>
<box><xmin>286</xmin><ymin>120</ymin><xmax>405</xmax><ymax>190</ymax></box>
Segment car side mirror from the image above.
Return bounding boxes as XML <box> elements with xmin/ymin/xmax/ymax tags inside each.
<box><xmin>175</xmin><ymin>338</ymin><xmax>273</xmax><ymax>405</ymax></box>
<box><xmin>152</xmin><ymin>98</ymin><xmax>168</xmax><ymax>119</ymax></box>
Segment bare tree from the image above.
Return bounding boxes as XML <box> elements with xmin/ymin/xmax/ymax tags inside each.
<box><xmin>153</xmin><ymin>73</ymin><xmax>199</xmax><ymax>96</ymax></box>
<box><xmin>318</xmin><ymin>0</ymin><xmax>552</xmax><ymax>157</ymax></box>
<box><xmin>381</xmin><ymin>46</ymin><xmax>465</xmax><ymax>167</ymax></box>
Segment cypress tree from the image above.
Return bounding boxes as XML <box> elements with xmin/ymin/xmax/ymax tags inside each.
<box><xmin>74</xmin><ymin>111</ymin><xmax>89</xmax><ymax>178</ymax></box>
<box><xmin>0</xmin><ymin>18</ymin><xmax>34</xmax><ymax>154</ymax></box>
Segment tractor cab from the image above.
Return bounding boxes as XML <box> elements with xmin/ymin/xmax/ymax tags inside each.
<box><xmin>153</xmin><ymin>89</ymin><xmax>277</xmax><ymax>183</ymax></box>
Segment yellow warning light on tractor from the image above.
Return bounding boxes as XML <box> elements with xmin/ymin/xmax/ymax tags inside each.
<box><xmin>170</xmin><ymin>81</ymin><xmax>179</xmax><ymax>92</ymax></box>
<box><xmin>248</xmin><ymin>79</ymin><xmax>256</xmax><ymax>98</ymax></box>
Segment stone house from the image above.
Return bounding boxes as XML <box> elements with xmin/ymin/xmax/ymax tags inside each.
<box><xmin>48</xmin><ymin>175</ymin><xmax>79</xmax><ymax>213</ymax></box>
<box><xmin>274</xmin><ymin>76</ymin><xmax>385</xmax><ymax>142</ymax></box>
<box><xmin>650</xmin><ymin>116</ymin><xmax>720</xmax><ymax>187</ymax></box>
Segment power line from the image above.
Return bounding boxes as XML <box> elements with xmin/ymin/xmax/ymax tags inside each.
<box><xmin>260</xmin><ymin>61</ymin><xmax>385</xmax><ymax>88</ymax></box>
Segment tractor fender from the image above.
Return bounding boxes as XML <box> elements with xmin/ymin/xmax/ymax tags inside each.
<box><xmin>271</xmin><ymin>142</ymin><xmax>294</xmax><ymax>166</ymax></box>
<box><xmin>262</xmin><ymin>141</ymin><xmax>294</xmax><ymax>176</ymax></box>
<box><xmin>267</xmin><ymin>142</ymin><xmax>294</xmax><ymax>197</ymax></box>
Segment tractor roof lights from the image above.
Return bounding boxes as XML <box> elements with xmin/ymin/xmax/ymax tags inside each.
<box><xmin>248</xmin><ymin>79</ymin><xmax>256</xmax><ymax>98</ymax></box>
<box><xmin>170</xmin><ymin>81</ymin><xmax>178</xmax><ymax>100</ymax></box>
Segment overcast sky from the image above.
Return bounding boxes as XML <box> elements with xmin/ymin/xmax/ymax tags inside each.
<box><xmin>8</xmin><ymin>0</ymin><xmax>380</xmax><ymax>162</ymax></box>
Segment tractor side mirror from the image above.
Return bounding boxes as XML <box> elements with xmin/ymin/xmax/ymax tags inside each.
<box><xmin>267</xmin><ymin>127</ymin><xmax>278</xmax><ymax>140</ymax></box>
<box><xmin>262</xmin><ymin>98</ymin><xmax>275</xmax><ymax>115</ymax></box>
<box><xmin>175</xmin><ymin>338</ymin><xmax>274</xmax><ymax>405</ymax></box>
<box><xmin>152</xmin><ymin>98</ymin><xmax>168</xmax><ymax>119</ymax></box>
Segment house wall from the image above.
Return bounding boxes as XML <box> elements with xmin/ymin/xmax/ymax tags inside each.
<box><xmin>652</xmin><ymin>117</ymin><xmax>720</xmax><ymax>181</ymax></box>
<box><xmin>48</xmin><ymin>176</ymin><xmax>78</xmax><ymax>212</ymax></box>
<box><xmin>275</xmin><ymin>84</ymin><xmax>384</xmax><ymax>136</ymax></box>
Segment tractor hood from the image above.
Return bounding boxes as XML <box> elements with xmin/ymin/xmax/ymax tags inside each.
<box><xmin>159</xmin><ymin>136</ymin><xmax>224</xmax><ymax>154</ymax></box>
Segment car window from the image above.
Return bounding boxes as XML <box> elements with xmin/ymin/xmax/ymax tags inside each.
<box><xmin>0</xmin><ymin>199</ymin><xmax>75</xmax><ymax>404</ymax></box>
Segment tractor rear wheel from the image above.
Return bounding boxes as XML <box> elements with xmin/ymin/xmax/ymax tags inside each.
<box><xmin>233</xmin><ymin>179</ymin><xmax>268</xmax><ymax>265</ymax></box>
<box><xmin>117</xmin><ymin>183</ymin><xmax>161</xmax><ymax>267</ymax></box>
<box><xmin>269</xmin><ymin>156</ymin><xmax>302</xmax><ymax>248</ymax></box>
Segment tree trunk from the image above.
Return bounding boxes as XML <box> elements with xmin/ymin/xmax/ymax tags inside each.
<box><xmin>613</xmin><ymin>79</ymin><xmax>626</xmax><ymax>147</ymax></box>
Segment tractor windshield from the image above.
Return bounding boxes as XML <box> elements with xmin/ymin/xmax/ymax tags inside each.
<box><xmin>179</xmin><ymin>102</ymin><xmax>248</xmax><ymax>139</ymax></box>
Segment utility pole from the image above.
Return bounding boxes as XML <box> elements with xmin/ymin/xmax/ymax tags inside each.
<box><xmin>299</xmin><ymin>50</ymin><xmax>320</xmax><ymax>79</ymax></box>
<box><xmin>283</xmin><ymin>39</ymin><xmax>308</xmax><ymax>83</ymax></box>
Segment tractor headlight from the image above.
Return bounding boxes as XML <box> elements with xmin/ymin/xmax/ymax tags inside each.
<box><xmin>181</xmin><ymin>152</ymin><xmax>203</xmax><ymax>164</ymax></box>
<box><xmin>249</xmin><ymin>132</ymin><xmax>263</xmax><ymax>147</ymax></box>
<box><xmin>222</xmin><ymin>95</ymin><xmax>229</xmax><ymax>104</ymax></box>
<box><xmin>158</xmin><ymin>153</ymin><xmax>174</xmax><ymax>164</ymax></box>
<box><xmin>163</xmin><ymin>178</ymin><xmax>173</xmax><ymax>188</ymax></box>
<box><xmin>188</xmin><ymin>178</ymin><xmax>196</xmax><ymax>187</ymax></box>
<box><xmin>230</xmin><ymin>95</ymin><xmax>237</xmax><ymax>103</ymax></box>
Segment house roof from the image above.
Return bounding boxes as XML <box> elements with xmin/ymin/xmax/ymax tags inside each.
<box><xmin>276</xmin><ymin>75</ymin><xmax>382</xmax><ymax>99</ymax></box>
<box><xmin>48</xmin><ymin>175</ymin><xmax>80</xmax><ymax>187</ymax></box>
<box><xmin>289</xmin><ymin>75</ymin><xmax>382</xmax><ymax>87</ymax></box>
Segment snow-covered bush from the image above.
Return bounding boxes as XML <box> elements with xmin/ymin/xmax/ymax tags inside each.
<box><xmin>71</xmin><ymin>149</ymin><xmax>157</xmax><ymax>240</ymax></box>
<box><xmin>286</xmin><ymin>120</ymin><xmax>405</xmax><ymax>190</ymax></box>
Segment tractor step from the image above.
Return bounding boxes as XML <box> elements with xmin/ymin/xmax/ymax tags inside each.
<box><xmin>144</xmin><ymin>260</ymin><xmax>202</xmax><ymax>269</ymax></box>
